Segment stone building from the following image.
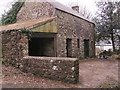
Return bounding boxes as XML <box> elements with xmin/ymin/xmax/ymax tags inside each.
<box><xmin>0</xmin><ymin>0</ymin><xmax>95</xmax><ymax>65</ymax></box>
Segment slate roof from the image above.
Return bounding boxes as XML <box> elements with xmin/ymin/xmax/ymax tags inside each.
<box><xmin>45</xmin><ymin>0</ymin><xmax>93</xmax><ymax>23</ymax></box>
<box><xmin>0</xmin><ymin>17</ymin><xmax>56</xmax><ymax>31</ymax></box>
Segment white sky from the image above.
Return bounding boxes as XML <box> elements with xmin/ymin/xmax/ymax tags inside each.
<box><xmin>56</xmin><ymin>0</ymin><xmax>98</xmax><ymax>14</ymax></box>
<box><xmin>0</xmin><ymin>0</ymin><xmax>119</xmax><ymax>18</ymax></box>
<box><xmin>0</xmin><ymin>0</ymin><xmax>99</xmax><ymax>18</ymax></box>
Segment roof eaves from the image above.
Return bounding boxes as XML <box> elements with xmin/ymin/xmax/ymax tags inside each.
<box><xmin>55</xmin><ymin>8</ymin><xmax>94</xmax><ymax>24</ymax></box>
<box><xmin>0</xmin><ymin>17</ymin><xmax>56</xmax><ymax>31</ymax></box>
<box><xmin>48</xmin><ymin>0</ymin><xmax>94</xmax><ymax>24</ymax></box>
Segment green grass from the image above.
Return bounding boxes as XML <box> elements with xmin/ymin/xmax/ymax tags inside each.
<box><xmin>100</xmin><ymin>83</ymin><xmax>119</xmax><ymax>88</ymax></box>
<box><xmin>99</xmin><ymin>77</ymin><xmax>119</xmax><ymax>88</ymax></box>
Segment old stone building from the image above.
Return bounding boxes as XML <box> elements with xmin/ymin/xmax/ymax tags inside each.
<box><xmin>17</xmin><ymin>0</ymin><xmax>95</xmax><ymax>57</ymax></box>
<box><xmin>0</xmin><ymin>0</ymin><xmax>95</xmax><ymax>65</ymax></box>
<box><xmin>0</xmin><ymin>0</ymin><xmax>95</xmax><ymax>83</ymax></box>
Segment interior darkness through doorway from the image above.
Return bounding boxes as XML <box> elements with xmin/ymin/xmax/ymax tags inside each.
<box><xmin>29</xmin><ymin>38</ymin><xmax>54</xmax><ymax>57</ymax></box>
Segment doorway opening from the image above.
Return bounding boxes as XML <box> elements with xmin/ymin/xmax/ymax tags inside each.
<box><xmin>84</xmin><ymin>39</ymin><xmax>89</xmax><ymax>58</ymax></box>
<box><xmin>29</xmin><ymin>38</ymin><xmax>55</xmax><ymax>57</ymax></box>
<box><xmin>66</xmin><ymin>39</ymin><xmax>72</xmax><ymax>57</ymax></box>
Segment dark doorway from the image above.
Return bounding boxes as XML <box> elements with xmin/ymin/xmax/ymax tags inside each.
<box><xmin>66</xmin><ymin>39</ymin><xmax>72</xmax><ymax>57</ymax></box>
<box><xmin>84</xmin><ymin>39</ymin><xmax>89</xmax><ymax>58</ymax></box>
<box><xmin>29</xmin><ymin>38</ymin><xmax>55</xmax><ymax>57</ymax></box>
<box><xmin>77</xmin><ymin>39</ymin><xmax>80</xmax><ymax>48</ymax></box>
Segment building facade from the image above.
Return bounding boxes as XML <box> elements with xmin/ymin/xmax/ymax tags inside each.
<box><xmin>0</xmin><ymin>0</ymin><xmax>95</xmax><ymax>65</ymax></box>
<box><xmin>17</xmin><ymin>0</ymin><xmax>95</xmax><ymax>58</ymax></box>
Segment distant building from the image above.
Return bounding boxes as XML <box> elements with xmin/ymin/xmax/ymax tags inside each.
<box><xmin>95</xmin><ymin>40</ymin><xmax>113</xmax><ymax>56</ymax></box>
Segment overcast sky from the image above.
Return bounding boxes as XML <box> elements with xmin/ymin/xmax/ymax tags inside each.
<box><xmin>0</xmin><ymin>0</ymin><xmax>119</xmax><ymax>18</ymax></box>
<box><xmin>56</xmin><ymin>0</ymin><xmax>98</xmax><ymax>14</ymax></box>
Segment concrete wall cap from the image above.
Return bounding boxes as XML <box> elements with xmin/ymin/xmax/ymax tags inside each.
<box><xmin>23</xmin><ymin>56</ymin><xmax>78</xmax><ymax>61</ymax></box>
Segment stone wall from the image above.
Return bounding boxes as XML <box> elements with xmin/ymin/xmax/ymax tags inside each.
<box><xmin>74</xmin><ymin>17</ymin><xmax>95</xmax><ymax>57</ymax></box>
<box><xmin>55</xmin><ymin>10</ymin><xmax>95</xmax><ymax>58</ymax></box>
<box><xmin>2</xmin><ymin>30</ymin><xmax>28</xmax><ymax>66</ymax></box>
<box><xmin>17</xmin><ymin>1</ymin><xmax>56</xmax><ymax>22</ymax></box>
<box><xmin>22</xmin><ymin>56</ymin><xmax>79</xmax><ymax>84</ymax></box>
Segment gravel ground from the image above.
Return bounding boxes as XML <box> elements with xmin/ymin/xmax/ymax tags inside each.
<box><xmin>1</xmin><ymin>59</ymin><xmax>119</xmax><ymax>88</ymax></box>
<box><xmin>79</xmin><ymin>59</ymin><xmax>119</xmax><ymax>88</ymax></box>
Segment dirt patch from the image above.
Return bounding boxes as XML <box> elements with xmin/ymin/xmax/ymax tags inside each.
<box><xmin>2</xmin><ymin>65</ymin><xmax>78</xmax><ymax>88</ymax></box>
<box><xmin>79</xmin><ymin>59</ymin><xmax>119</xmax><ymax>88</ymax></box>
<box><xmin>1</xmin><ymin>59</ymin><xmax>119</xmax><ymax>88</ymax></box>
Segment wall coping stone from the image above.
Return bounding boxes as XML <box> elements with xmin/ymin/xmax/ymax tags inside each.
<box><xmin>23</xmin><ymin>56</ymin><xmax>78</xmax><ymax>61</ymax></box>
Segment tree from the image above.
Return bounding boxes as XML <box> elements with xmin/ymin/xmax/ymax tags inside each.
<box><xmin>94</xmin><ymin>1</ymin><xmax>120</xmax><ymax>51</ymax></box>
<box><xmin>79</xmin><ymin>6</ymin><xmax>93</xmax><ymax>20</ymax></box>
<box><xmin>1</xmin><ymin>0</ymin><xmax>25</xmax><ymax>25</ymax></box>
<box><xmin>0</xmin><ymin>19</ymin><xmax>2</xmax><ymax>26</ymax></box>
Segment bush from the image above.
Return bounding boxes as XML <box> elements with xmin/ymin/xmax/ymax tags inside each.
<box><xmin>99</xmin><ymin>49</ymin><xmax>120</xmax><ymax>60</ymax></box>
<box><xmin>114</xmin><ymin>49</ymin><xmax>120</xmax><ymax>55</ymax></box>
<box><xmin>109</xmin><ymin>54</ymin><xmax>120</xmax><ymax>60</ymax></box>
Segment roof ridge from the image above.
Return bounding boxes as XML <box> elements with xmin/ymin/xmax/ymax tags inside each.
<box><xmin>25</xmin><ymin>0</ymin><xmax>93</xmax><ymax>23</ymax></box>
<box><xmin>46</xmin><ymin>0</ymin><xmax>93</xmax><ymax>23</ymax></box>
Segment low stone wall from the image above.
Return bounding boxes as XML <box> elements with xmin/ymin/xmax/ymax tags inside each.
<box><xmin>2</xmin><ymin>30</ymin><xmax>28</xmax><ymax>66</ymax></box>
<box><xmin>22</xmin><ymin>56</ymin><xmax>79</xmax><ymax>84</ymax></box>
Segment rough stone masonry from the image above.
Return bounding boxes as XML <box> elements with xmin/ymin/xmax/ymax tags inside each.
<box><xmin>0</xmin><ymin>0</ymin><xmax>96</xmax><ymax>84</ymax></box>
<box><xmin>17</xmin><ymin>0</ymin><xmax>95</xmax><ymax>58</ymax></box>
<box><xmin>22</xmin><ymin>56</ymin><xmax>79</xmax><ymax>84</ymax></box>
